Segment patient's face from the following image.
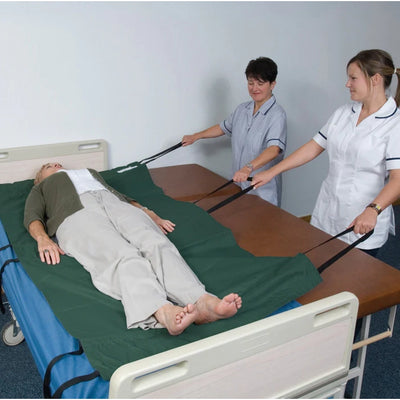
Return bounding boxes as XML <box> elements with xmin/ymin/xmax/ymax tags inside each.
<box><xmin>38</xmin><ymin>163</ymin><xmax>63</xmax><ymax>183</ymax></box>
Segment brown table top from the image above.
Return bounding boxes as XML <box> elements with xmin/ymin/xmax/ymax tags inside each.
<box><xmin>150</xmin><ymin>164</ymin><xmax>400</xmax><ymax>318</ymax></box>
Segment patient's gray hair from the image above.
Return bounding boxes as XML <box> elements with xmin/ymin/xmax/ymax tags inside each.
<box><xmin>34</xmin><ymin>164</ymin><xmax>48</xmax><ymax>185</ymax></box>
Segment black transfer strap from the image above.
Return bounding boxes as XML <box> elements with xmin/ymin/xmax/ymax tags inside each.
<box><xmin>302</xmin><ymin>227</ymin><xmax>374</xmax><ymax>274</ymax></box>
<box><xmin>207</xmin><ymin>184</ymin><xmax>255</xmax><ymax>213</ymax></box>
<box><xmin>303</xmin><ymin>226</ymin><xmax>354</xmax><ymax>254</ymax></box>
<box><xmin>139</xmin><ymin>142</ymin><xmax>183</xmax><ymax>165</ymax></box>
<box><xmin>193</xmin><ymin>177</ymin><xmax>253</xmax><ymax>204</ymax></box>
<box><xmin>317</xmin><ymin>229</ymin><xmax>374</xmax><ymax>273</ymax></box>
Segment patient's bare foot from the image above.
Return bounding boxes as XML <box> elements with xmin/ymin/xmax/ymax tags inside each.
<box><xmin>195</xmin><ymin>293</ymin><xmax>242</xmax><ymax>325</ymax></box>
<box><xmin>155</xmin><ymin>303</ymin><xmax>197</xmax><ymax>335</ymax></box>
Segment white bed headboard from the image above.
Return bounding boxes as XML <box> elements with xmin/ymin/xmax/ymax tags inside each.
<box><xmin>0</xmin><ymin>140</ymin><xmax>108</xmax><ymax>184</ymax></box>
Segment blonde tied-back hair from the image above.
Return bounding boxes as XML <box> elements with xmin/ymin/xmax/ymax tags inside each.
<box><xmin>347</xmin><ymin>49</ymin><xmax>400</xmax><ymax>107</ymax></box>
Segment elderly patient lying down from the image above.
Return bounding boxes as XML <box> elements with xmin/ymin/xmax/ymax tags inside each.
<box><xmin>24</xmin><ymin>163</ymin><xmax>242</xmax><ymax>335</ymax></box>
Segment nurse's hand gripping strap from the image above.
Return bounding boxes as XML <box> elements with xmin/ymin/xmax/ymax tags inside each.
<box><xmin>0</xmin><ymin>245</ymin><xmax>19</xmax><ymax>314</ymax></box>
<box><xmin>43</xmin><ymin>342</ymin><xmax>100</xmax><ymax>399</ymax></box>
<box><xmin>303</xmin><ymin>227</ymin><xmax>374</xmax><ymax>274</ymax></box>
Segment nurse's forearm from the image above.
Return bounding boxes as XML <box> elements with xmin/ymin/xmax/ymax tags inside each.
<box><xmin>370</xmin><ymin>169</ymin><xmax>400</xmax><ymax>211</ymax></box>
<box><xmin>253</xmin><ymin>140</ymin><xmax>324</xmax><ymax>188</ymax></box>
<box><xmin>195</xmin><ymin>125</ymin><xmax>224</xmax><ymax>140</ymax></box>
<box><xmin>275</xmin><ymin>139</ymin><xmax>324</xmax><ymax>172</ymax></box>
<box><xmin>248</xmin><ymin>145</ymin><xmax>281</xmax><ymax>171</ymax></box>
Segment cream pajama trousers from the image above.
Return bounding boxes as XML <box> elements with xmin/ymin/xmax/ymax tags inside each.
<box><xmin>56</xmin><ymin>190</ymin><xmax>206</xmax><ymax>329</ymax></box>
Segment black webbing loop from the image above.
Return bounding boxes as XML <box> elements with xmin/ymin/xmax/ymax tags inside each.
<box><xmin>51</xmin><ymin>370</ymin><xmax>101</xmax><ymax>399</ymax></box>
<box><xmin>0</xmin><ymin>258</ymin><xmax>20</xmax><ymax>314</ymax></box>
<box><xmin>301</xmin><ymin>226</ymin><xmax>374</xmax><ymax>274</ymax></box>
<box><xmin>303</xmin><ymin>227</ymin><xmax>354</xmax><ymax>255</ymax></box>
<box><xmin>43</xmin><ymin>344</ymin><xmax>84</xmax><ymax>398</ymax></box>
<box><xmin>193</xmin><ymin>177</ymin><xmax>253</xmax><ymax>204</ymax></box>
<box><xmin>317</xmin><ymin>229</ymin><xmax>374</xmax><ymax>274</ymax></box>
<box><xmin>207</xmin><ymin>184</ymin><xmax>255</xmax><ymax>214</ymax></box>
<box><xmin>0</xmin><ymin>244</ymin><xmax>11</xmax><ymax>252</ymax></box>
<box><xmin>139</xmin><ymin>142</ymin><xmax>183</xmax><ymax>165</ymax></box>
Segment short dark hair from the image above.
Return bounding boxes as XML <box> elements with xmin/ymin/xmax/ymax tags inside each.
<box><xmin>245</xmin><ymin>57</ymin><xmax>278</xmax><ymax>83</ymax></box>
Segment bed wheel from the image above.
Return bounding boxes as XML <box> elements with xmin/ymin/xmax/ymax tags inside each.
<box><xmin>1</xmin><ymin>320</ymin><xmax>25</xmax><ymax>346</ymax></box>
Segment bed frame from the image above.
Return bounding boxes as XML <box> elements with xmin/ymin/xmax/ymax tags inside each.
<box><xmin>0</xmin><ymin>139</ymin><xmax>359</xmax><ymax>398</ymax></box>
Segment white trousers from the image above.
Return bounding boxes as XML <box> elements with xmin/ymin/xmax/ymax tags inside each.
<box><xmin>56</xmin><ymin>190</ymin><xmax>206</xmax><ymax>329</ymax></box>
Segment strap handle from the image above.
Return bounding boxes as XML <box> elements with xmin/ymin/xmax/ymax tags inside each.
<box><xmin>139</xmin><ymin>142</ymin><xmax>183</xmax><ymax>165</ymax></box>
<box><xmin>302</xmin><ymin>227</ymin><xmax>374</xmax><ymax>274</ymax></box>
<box><xmin>303</xmin><ymin>226</ymin><xmax>354</xmax><ymax>254</ymax></box>
<box><xmin>193</xmin><ymin>177</ymin><xmax>253</xmax><ymax>205</ymax></box>
<box><xmin>207</xmin><ymin>184</ymin><xmax>255</xmax><ymax>213</ymax></box>
<box><xmin>317</xmin><ymin>229</ymin><xmax>374</xmax><ymax>273</ymax></box>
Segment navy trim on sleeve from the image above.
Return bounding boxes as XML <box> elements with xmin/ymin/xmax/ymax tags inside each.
<box><xmin>222</xmin><ymin>121</ymin><xmax>232</xmax><ymax>134</ymax></box>
<box><xmin>318</xmin><ymin>131</ymin><xmax>327</xmax><ymax>140</ymax></box>
<box><xmin>266</xmin><ymin>138</ymin><xmax>286</xmax><ymax>148</ymax></box>
<box><xmin>386</xmin><ymin>157</ymin><xmax>400</xmax><ymax>161</ymax></box>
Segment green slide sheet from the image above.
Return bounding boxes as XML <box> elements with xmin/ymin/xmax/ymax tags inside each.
<box><xmin>0</xmin><ymin>163</ymin><xmax>322</xmax><ymax>380</ymax></box>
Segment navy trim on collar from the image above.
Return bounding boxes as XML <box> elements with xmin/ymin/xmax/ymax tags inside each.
<box><xmin>247</xmin><ymin>96</ymin><xmax>277</xmax><ymax>116</ymax></box>
<box><xmin>376</xmin><ymin>107</ymin><xmax>398</xmax><ymax>119</ymax></box>
<box><xmin>261</xmin><ymin>98</ymin><xmax>277</xmax><ymax>115</ymax></box>
<box><xmin>351</xmin><ymin>102</ymin><xmax>398</xmax><ymax>119</ymax></box>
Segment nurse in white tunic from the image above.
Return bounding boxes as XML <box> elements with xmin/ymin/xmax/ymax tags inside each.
<box><xmin>253</xmin><ymin>49</ymin><xmax>400</xmax><ymax>254</ymax></box>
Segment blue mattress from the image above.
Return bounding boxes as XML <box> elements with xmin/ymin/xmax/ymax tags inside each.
<box><xmin>0</xmin><ymin>220</ymin><xmax>109</xmax><ymax>398</ymax></box>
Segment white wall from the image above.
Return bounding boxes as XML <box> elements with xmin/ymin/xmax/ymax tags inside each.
<box><xmin>1</xmin><ymin>1</ymin><xmax>399</xmax><ymax>216</ymax></box>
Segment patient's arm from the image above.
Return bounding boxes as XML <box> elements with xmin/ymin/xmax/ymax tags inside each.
<box><xmin>28</xmin><ymin>220</ymin><xmax>65</xmax><ymax>265</ymax></box>
<box><xmin>130</xmin><ymin>201</ymin><xmax>175</xmax><ymax>234</ymax></box>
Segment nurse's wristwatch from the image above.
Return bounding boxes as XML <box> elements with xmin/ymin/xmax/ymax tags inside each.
<box><xmin>366</xmin><ymin>203</ymin><xmax>382</xmax><ymax>215</ymax></box>
<box><xmin>244</xmin><ymin>162</ymin><xmax>254</xmax><ymax>172</ymax></box>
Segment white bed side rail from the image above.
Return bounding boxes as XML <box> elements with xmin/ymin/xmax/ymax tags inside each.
<box><xmin>109</xmin><ymin>291</ymin><xmax>358</xmax><ymax>399</ymax></box>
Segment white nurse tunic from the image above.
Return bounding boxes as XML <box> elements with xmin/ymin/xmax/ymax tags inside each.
<box><xmin>311</xmin><ymin>97</ymin><xmax>400</xmax><ymax>249</ymax></box>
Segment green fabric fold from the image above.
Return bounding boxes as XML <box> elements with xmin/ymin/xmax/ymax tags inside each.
<box><xmin>0</xmin><ymin>163</ymin><xmax>321</xmax><ymax>380</ymax></box>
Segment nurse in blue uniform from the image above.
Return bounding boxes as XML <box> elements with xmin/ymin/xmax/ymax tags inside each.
<box><xmin>182</xmin><ymin>57</ymin><xmax>287</xmax><ymax>207</ymax></box>
<box><xmin>253</xmin><ymin>49</ymin><xmax>400</xmax><ymax>255</ymax></box>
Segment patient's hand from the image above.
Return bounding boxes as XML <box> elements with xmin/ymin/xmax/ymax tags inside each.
<box><xmin>155</xmin><ymin>217</ymin><xmax>176</xmax><ymax>234</ymax></box>
<box><xmin>29</xmin><ymin>220</ymin><xmax>65</xmax><ymax>265</ymax></box>
<box><xmin>38</xmin><ymin>240</ymin><xmax>65</xmax><ymax>265</ymax></box>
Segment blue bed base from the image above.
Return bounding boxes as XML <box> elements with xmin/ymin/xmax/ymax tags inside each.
<box><xmin>0</xmin><ymin>219</ymin><xmax>300</xmax><ymax>398</ymax></box>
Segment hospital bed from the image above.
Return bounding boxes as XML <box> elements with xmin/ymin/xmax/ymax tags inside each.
<box><xmin>0</xmin><ymin>139</ymin><xmax>398</xmax><ymax>398</ymax></box>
